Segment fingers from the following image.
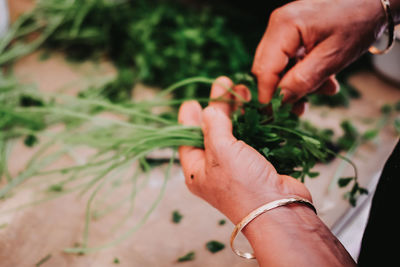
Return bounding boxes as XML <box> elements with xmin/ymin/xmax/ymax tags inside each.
<box><xmin>252</xmin><ymin>4</ymin><xmax>344</xmax><ymax>105</ymax></box>
<box><xmin>233</xmin><ymin>84</ymin><xmax>252</xmax><ymax>101</ymax></box>
<box><xmin>251</xmin><ymin>9</ymin><xmax>302</xmax><ymax>104</ymax></box>
<box><xmin>209</xmin><ymin>76</ymin><xmax>234</xmax><ymax>116</ymax></box>
<box><xmin>202</xmin><ymin>106</ymin><xmax>237</xmax><ymax>155</ymax></box>
<box><xmin>315</xmin><ymin>76</ymin><xmax>340</xmax><ymax>96</ymax></box>
<box><xmin>232</xmin><ymin>84</ymin><xmax>251</xmax><ymax>112</ymax></box>
<box><xmin>279</xmin><ymin>40</ymin><xmax>342</xmax><ymax>102</ymax></box>
<box><xmin>292</xmin><ymin>101</ymin><xmax>308</xmax><ymax>116</ymax></box>
<box><xmin>178</xmin><ymin>100</ymin><xmax>202</xmax><ymax>126</ymax></box>
<box><xmin>289</xmin><ymin>76</ymin><xmax>338</xmax><ymax>116</ymax></box>
<box><xmin>178</xmin><ymin>101</ymin><xmax>205</xmax><ymax>187</ymax></box>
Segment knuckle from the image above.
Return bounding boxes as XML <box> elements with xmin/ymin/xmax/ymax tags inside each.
<box><xmin>291</xmin><ymin>70</ymin><xmax>314</xmax><ymax>91</ymax></box>
<box><xmin>234</xmin><ymin>140</ymin><xmax>247</xmax><ymax>147</ymax></box>
<box><xmin>211</xmin><ymin>139</ymin><xmax>235</xmax><ymax>159</ymax></box>
<box><xmin>270</xmin><ymin>6</ymin><xmax>296</xmax><ymax>25</ymax></box>
<box><xmin>231</xmin><ymin>140</ymin><xmax>246</xmax><ymax>155</ymax></box>
<box><xmin>212</xmin><ymin>140</ymin><xmax>227</xmax><ymax>152</ymax></box>
<box><xmin>251</xmin><ymin>64</ymin><xmax>264</xmax><ymax>77</ymax></box>
<box><xmin>269</xmin><ymin>8</ymin><xmax>284</xmax><ymax>23</ymax></box>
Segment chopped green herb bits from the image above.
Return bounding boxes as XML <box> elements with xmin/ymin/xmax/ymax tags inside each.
<box><xmin>206</xmin><ymin>240</ymin><xmax>225</xmax><ymax>253</ymax></box>
<box><xmin>177</xmin><ymin>251</ymin><xmax>195</xmax><ymax>262</ymax></box>
<box><xmin>172</xmin><ymin>210</ymin><xmax>183</xmax><ymax>224</ymax></box>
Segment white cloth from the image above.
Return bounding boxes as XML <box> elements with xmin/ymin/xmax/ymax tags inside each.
<box><xmin>331</xmin><ymin>172</ymin><xmax>381</xmax><ymax>261</ymax></box>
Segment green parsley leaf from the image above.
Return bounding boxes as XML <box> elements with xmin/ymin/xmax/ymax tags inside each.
<box><xmin>394</xmin><ymin>118</ymin><xmax>400</xmax><ymax>135</ymax></box>
<box><xmin>381</xmin><ymin>104</ymin><xmax>392</xmax><ymax>115</ymax></box>
<box><xmin>48</xmin><ymin>184</ymin><xmax>63</xmax><ymax>192</ymax></box>
<box><xmin>206</xmin><ymin>240</ymin><xmax>225</xmax><ymax>253</ymax></box>
<box><xmin>172</xmin><ymin>210</ymin><xmax>183</xmax><ymax>224</ymax></box>
<box><xmin>338</xmin><ymin>177</ymin><xmax>354</xmax><ymax>188</ymax></box>
<box><xmin>24</xmin><ymin>135</ymin><xmax>38</xmax><ymax>147</ymax></box>
<box><xmin>362</xmin><ymin>129</ymin><xmax>379</xmax><ymax>141</ymax></box>
<box><xmin>35</xmin><ymin>254</ymin><xmax>52</xmax><ymax>267</ymax></box>
<box><xmin>177</xmin><ymin>251</ymin><xmax>195</xmax><ymax>262</ymax></box>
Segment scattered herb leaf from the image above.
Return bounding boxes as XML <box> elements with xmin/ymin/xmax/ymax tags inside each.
<box><xmin>345</xmin><ymin>182</ymin><xmax>368</xmax><ymax>207</ymax></box>
<box><xmin>395</xmin><ymin>101</ymin><xmax>400</xmax><ymax>112</ymax></box>
<box><xmin>48</xmin><ymin>184</ymin><xmax>63</xmax><ymax>192</ymax></box>
<box><xmin>177</xmin><ymin>251</ymin><xmax>195</xmax><ymax>262</ymax></box>
<box><xmin>338</xmin><ymin>177</ymin><xmax>354</xmax><ymax>188</ymax></box>
<box><xmin>394</xmin><ymin>118</ymin><xmax>400</xmax><ymax>134</ymax></box>
<box><xmin>362</xmin><ymin>129</ymin><xmax>379</xmax><ymax>141</ymax></box>
<box><xmin>206</xmin><ymin>240</ymin><xmax>225</xmax><ymax>253</ymax></box>
<box><xmin>24</xmin><ymin>134</ymin><xmax>39</xmax><ymax>147</ymax></box>
<box><xmin>381</xmin><ymin>104</ymin><xmax>392</xmax><ymax>115</ymax></box>
<box><xmin>35</xmin><ymin>254</ymin><xmax>52</xmax><ymax>267</ymax></box>
<box><xmin>172</xmin><ymin>210</ymin><xmax>183</xmax><ymax>224</ymax></box>
<box><xmin>337</xmin><ymin>120</ymin><xmax>359</xmax><ymax>151</ymax></box>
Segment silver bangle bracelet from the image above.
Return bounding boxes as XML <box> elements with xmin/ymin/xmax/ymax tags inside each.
<box><xmin>369</xmin><ymin>0</ymin><xmax>396</xmax><ymax>55</ymax></box>
<box><xmin>230</xmin><ymin>196</ymin><xmax>317</xmax><ymax>260</ymax></box>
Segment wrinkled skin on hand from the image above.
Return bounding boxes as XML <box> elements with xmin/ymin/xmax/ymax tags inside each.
<box><xmin>252</xmin><ymin>0</ymin><xmax>387</xmax><ymax>106</ymax></box>
<box><xmin>178</xmin><ymin>77</ymin><xmax>311</xmax><ymax>224</ymax></box>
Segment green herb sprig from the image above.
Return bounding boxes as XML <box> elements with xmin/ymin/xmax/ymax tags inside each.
<box><xmin>232</xmin><ymin>75</ymin><xmax>350</xmax><ymax>181</ymax></box>
<box><xmin>177</xmin><ymin>251</ymin><xmax>196</xmax><ymax>262</ymax></box>
<box><xmin>0</xmin><ymin>74</ymin><xmax>364</xmax><ymax>252</ymax></box>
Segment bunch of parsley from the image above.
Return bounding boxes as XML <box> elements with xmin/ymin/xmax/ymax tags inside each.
<box><xmin>1</xmin><ymin>0</ymin><xmax>250</xmax><ymax>99</ymax></box>
<box><xmin>232</xmin><ymin>74</ymin><xmax>330</xmax><ymax>181</ymax></box>
<box><xmin>231</xmin><ymin>74</ymin><xmax>366</xmax><ymax>205</ymax></box>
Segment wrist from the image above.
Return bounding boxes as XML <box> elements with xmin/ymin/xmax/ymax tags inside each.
<box><xmin>242</xmin><ymin>203</ymin><xmax>325</xmax><ymax>264</ymax></box>
<box><xmin>241</xmin><ymin>201</ymin><xmax>319</xmax><ymax>239</ymax></box>
<box><xmin>224</xmin><ymin>175</ymin><xmax>312</xmax><ymax>225</ymax></box>
<box><xmin>237</xmin><ymin>203</ymin><xmax>356</xmax><ymax>266</ymax></box>
<box><xmin>225</xmin><ymin>190</ymin><xmax>312</xmax><ymax>225</ymax></box>
<box><xmin>223</xmin><ymin>192</ymin><xmax>287</xmax><ymax>225</ymax></box>
<box><xmin>242</xmin><ymin>202</ymin><xmax>323</xmax><ymax>264</ymax></box>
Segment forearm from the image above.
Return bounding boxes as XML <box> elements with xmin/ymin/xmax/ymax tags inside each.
<box><xmin>242</xmin><ymin>204</ymin><xmax>356</xmax><ymax>267</ymax></box>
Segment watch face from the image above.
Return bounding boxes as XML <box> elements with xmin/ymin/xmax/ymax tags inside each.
<box><xmin>0</xmin><ymin>0</ymin><xmax>9</xmax><ymax>37</ymax></box>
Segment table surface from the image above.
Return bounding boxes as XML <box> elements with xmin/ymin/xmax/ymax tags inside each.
<box><xmin>1</xmin><ymin>1</ymin><xmax>400</xmax><ymax>267</ymax></box>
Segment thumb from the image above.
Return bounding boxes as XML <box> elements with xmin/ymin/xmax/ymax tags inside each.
<box><xmin>201</xmin><ymin>106</ymin><xmax>236</xmax><ymax>153</ymax></box>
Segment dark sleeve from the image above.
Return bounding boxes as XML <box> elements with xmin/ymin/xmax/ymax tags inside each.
<box><xmin>358</xmin><ymin>140</ymin><xmax>400</xmax><ymax>266</ymax></box>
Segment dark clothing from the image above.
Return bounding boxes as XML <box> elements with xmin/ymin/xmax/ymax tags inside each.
<box><xmin>358</xmin><ymin>141</ymin><xmax>400</xmax><ymax>266</ymax></box>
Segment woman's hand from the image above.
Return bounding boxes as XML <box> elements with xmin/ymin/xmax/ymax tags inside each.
<box><xmin>252</xmin><ymin>0</ymin><xmax>391</xmax><ymax>105</ymax></box>
<box><xmin>178</xmin><ymin>77</ymin><xmax>356</xmax><ymax>266</ymax></box>
<box><xmin>178</xmin><ymin>76</ymin><xmax>311</xmax><ymax>224</ymax></box>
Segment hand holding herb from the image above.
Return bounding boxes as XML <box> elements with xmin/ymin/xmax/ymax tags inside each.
<box><xmin>178</xmin><ymin>76</ymin><xmax>357</xmax><ymax>266</ymax></box>
<box><xmin>178</xmin><ymin>76</ymin><xmax>312</xmax><ymax>224</ymax></box>
<box><xmin>252</xmin><ymin>0</ymin><xmax>400</xmax><ymax>105</ymax></box>
<box><xmin>0</xmin><ymin>72</ymin><xmax>362</xmax><ymax>253</ymax></box>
